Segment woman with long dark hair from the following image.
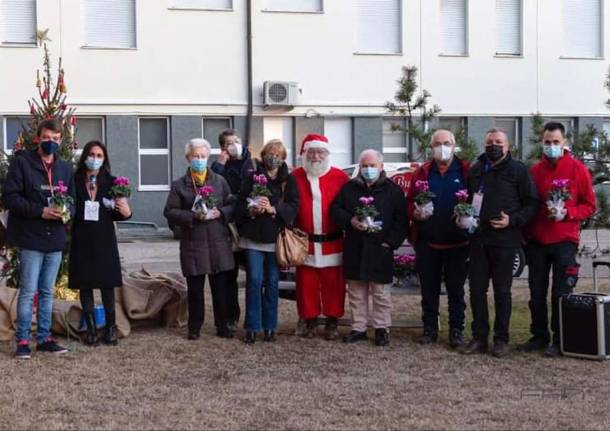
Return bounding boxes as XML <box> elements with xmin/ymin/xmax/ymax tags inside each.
<box><xmin>68</xmin><ymin>140</ymin><xmax>132</xmax><ymax>346</ymax></box>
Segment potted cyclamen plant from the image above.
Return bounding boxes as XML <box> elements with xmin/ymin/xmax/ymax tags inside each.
<box><xmin>393</xmin><ymin>253</ymin><xmax>418</xmax><ymax>290</ymax></box>
<box><xmin>50</xmin><ymin>180</ymin><xmax>73</xmax><ymax>224</ymax></box>
<box><xmin>192</xmin><ymin>185</ymin><xmax>216</xmax><ymax>219</ymax></box>
<box><xmin>453</xmin><ymin>189</ymin><xmax>477</xmax><ymax>232</ymax></box>
<box><xmin>247</xmin><ymin>174</ymin><xmax>272</xmax><ymax>210</ymax></box>
<box><xmin>547</xmin><ymin>179</ymin><xmax>571</xmax><ymax>221</ymax></box>
<box><xmin>105</xmin><ymin>176</ymin><xmax>132</xmax><ymax>210</ymax></box>
<box><xmin>414</xmin><ymin>180</ymin><xmax>436</xmax><ymax>219</ymax></box>
<box><xmin>355</xmin><ymin>196</ymin><xmax>383</xmax><ymax>233</ymax></box>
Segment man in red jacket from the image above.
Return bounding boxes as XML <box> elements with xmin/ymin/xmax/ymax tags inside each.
<box><xmin>523</xmin><ymin>122</ymin><xmax>596</xmax><ymax>357</ymax></box>
<box><xmin>293</xmin><ymin>134</ymin><xmax>349</xmax><ymax>340</ymax></box>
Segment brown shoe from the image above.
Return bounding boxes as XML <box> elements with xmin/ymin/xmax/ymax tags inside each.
<box><xmin>459</xmin><ymin>338</ymin><xmax>488</xmax><ymax>355</ymax></box>
<box><xmin>491</xmin><ymin>341</ymin><xmax>510</xmax><ymax>358</ymax></box>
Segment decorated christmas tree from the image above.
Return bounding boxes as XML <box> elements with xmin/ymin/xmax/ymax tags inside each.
<box><xmin>0</xmin><ymin>30</ymin><xmax>78</xmax><ymax>299</ymax></box>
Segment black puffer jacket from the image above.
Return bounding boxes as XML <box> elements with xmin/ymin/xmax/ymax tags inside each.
<box><xmin>331</xmin><ymin>173</ymin><xmax>408</xmax><ymax>284</ymax></box>
<box><xmin>235</xmin><ymin>161</ymin><xmax>299</xmax><ymax>244</ymax></box>
<box><xmin>468</xmin><ymin>153</ymin><xmax>539</xmax><ymax>248</ymax></box>
<box><xmin>2</xmin><ymin>150</ymin><xmax>75</xmax><ymax>253</ymax></box>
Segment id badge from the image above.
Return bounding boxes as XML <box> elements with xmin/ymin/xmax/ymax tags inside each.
<box><xmin>84</xmin><ymin>200</ymin><xmax>100</xmax><ymax>222</ymax></box>
<box><xmin>472</xmin><ymin>192</ymin><xmax>484</xmax><ymax>217</ymax></box>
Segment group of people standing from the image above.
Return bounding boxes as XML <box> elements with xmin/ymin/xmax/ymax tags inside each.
<box><xmin>3</xmin><ymin>119</ymin><xmax>131</xmax><ymax>359</ymax></box>
<box><xmin>3</xmin><ymin>118</ymin><xmax>596</xmax><ymax>360</ymax></box>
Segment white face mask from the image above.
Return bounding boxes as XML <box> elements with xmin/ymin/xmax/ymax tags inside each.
<box><xmin>432</xmin><ymin>144</ymin><xmax>453</xmax><ymax>162</ymax></box>
<box><xmin>227</xmin><ymin>142</ymin><xmax>243</xmax><ymax>158</ymax></box>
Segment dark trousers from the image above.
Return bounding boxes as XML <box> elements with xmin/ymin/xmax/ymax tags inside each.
<box><xmin>526</xmin><ymin>241</ymin><xmax>578</xmax><ymax>344</ymax></box>
<box><xmin>186</xmin><ymin>271</ymin><xmax>232</xmax><ymax>334</ymax></box>
<box><xmin>226</xmin><ymin>251</ymin><xmax>243</xmax><ymax>324</ymax></box>
<box><xmin>469</xmin><ymin>242</ymin><xmax>516</xmax><ymax>343</ymax></box>
<box><xmin>416</xmin><ymin>243</ymin><xmax>468</xmax><ymax>333</ymax></box>
<box><xmin>80</xmin><ymin>288</ymin><xmax>116</xmax><ymax>326</ymax></box>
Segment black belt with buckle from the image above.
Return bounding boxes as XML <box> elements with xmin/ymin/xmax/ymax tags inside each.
<box><xmin>309</xmin><ymin>231</ymin><xmax>343</xmax><ymax>243</ymax></box>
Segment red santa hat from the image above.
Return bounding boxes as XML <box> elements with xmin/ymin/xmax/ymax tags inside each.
<box><xmin>300</xmin><ymin>134</ymin><xmax>329</xmax><ymax>155</ymax></box>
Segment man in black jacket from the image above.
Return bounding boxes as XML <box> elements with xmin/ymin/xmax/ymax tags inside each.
<box><xmin>2</xmin><ymin>119</ymin><xmax>75</xmax><ymax>359</ymax></box>
<box><xmin>210</xmin><ymin>129</ymin><xmax>250</xmax><ymax>331</ymax></box>
<box><xmin>331</xmin><ymin>149</ymin><xmax>407</xmax><ymax>346</ymax></box>
<box><xmin>461</xmin><ymin>128</ymin><xmax>538</xmax><ymax>358</ymax></box>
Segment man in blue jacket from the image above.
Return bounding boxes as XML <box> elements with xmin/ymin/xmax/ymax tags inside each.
<box><xmin>2</xmin><ymin>119</ymin><xmax>75</xmax><ymax>359</ymax></box>
<box><xmin>211</xmin><ymin>129</ymin><xmax>251</xmax><ymax>331</ymax></box>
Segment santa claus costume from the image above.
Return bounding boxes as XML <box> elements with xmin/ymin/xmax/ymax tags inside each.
<box><xmin>292</xmin><ymin>134</ymin><xmax>349</xmax><ymax>339</ymax></box>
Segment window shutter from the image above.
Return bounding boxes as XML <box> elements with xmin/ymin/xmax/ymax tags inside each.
<box><xmin>496</xmin><ymin>0</ymin><xmax>522</xmax><ymax>55</ymax></box>
<box><xmin>83</xmin><ymin>0</ymin><xmax>136</xmax><ymax>48</ymax></box>
<box><xmin>263</xmin><ymin>0</ymin><xmax>322</xmax><ymax>12</ymax></box>
<box><xmin>0</xmin><ymin>0</ymin><xmax>36</xmax><ymax>45</ymax></box>
<box><xmin>441</xmin><ymin>0</ymin><xmax>467</xmax><ymax>55</ymax></box>
<box><xmin>356</xmin><ymin>0</ymin><xmax>401</xmax><ymax>54</ymax></box>
<box><xmin>563</xmin><ymin>0</ymin><xmax>602</xmax><ymax>58</ymax></box>
<box><xmin>169</xmin><ymin>0</ymin><xmax>232</xmax><ymax>9</ymax></box>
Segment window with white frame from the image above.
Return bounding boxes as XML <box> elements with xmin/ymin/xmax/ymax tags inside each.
<box><xmin>138</xmin><ymin>118</ymin><xmax>170</xmax><ymax>190</ymax></box>
<box><xmin>263</xmin><ymin>0</ymin><xmax>322</xmax><ymax>12</ymax></box>
<box><xmin>3</xmin><ymin>116</ymin><xmax>31</xmax><ymax>154</ymax></box>
<box><xmin>563</xmin><ymin>0</ymin><xmax>603</xmax><ymax>58</ymax></box>
<box><xmin>382</xmin><ymin>118</ymin><xmax>408</xmax><ymax>163</ymax></box>
<box><xmin>324</xmin><ymin>118</ymin><xmax>353</xmax><ymax>168</ymax></box>
<box><xmin>169</xmin><ymin>0</ymin><xmax>232</xmax><ymax>10</ymax></box>
<box><xmin>0</xmin><ymin>0</ymin><xmax>37</xmax><ymax>45</ymax></box>
<box><xmin>356</xmin><ymin>0</ymin><xmax>401</xmax><ymax>54</ymax></box>
<box><xmin>440</xmin><ymin>0</ymin><xmax>468</xmax><ymax>56</ymax></box>
<box><xmin>82</xmin><ymin>0</ymin><xmax>136</xmax><ymax>49</ymax></box>
<box><xmin>203</xmin><ymin>117</ymin><xmax>232</xmax><ymax>156</ymax></box>
<box><xmin>263</xmin><ymin>117</ymin><xmax>294</xmax><ymax>166</ymax></box>
<box><xmin>496</xmin><ymin>0</ymin><xmax>522</xmax><ymax>56</ymax></box>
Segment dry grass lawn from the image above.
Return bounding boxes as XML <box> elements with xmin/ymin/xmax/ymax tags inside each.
<box><xmin>1</xmin><ymin>280</ymin><xmax>609</xmax><ymax>430</ymax></box>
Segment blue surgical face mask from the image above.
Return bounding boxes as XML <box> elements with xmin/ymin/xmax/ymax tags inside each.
<box><xmin>40</xmin><ymin>140</ymin><xmax>59</xmax><ymax>155</ymax></box>
<box><xmin>543</xmin><ymin>145</ymin><xmax>563</xmax><ymax>159</ymax></box>
<box><xmin>85</xmin><ymin>157</ymin><xmax>104</xmax><ymax>171</ymax></box>
<box><xmin>190</xmin><ymin>158</ymin><xmax>208</xmax><ymax>173</ymax></box>
<box><xmin>361</xmin><ymin>167</ymin><xmax>380</xmax><ymax>183</ymax></box>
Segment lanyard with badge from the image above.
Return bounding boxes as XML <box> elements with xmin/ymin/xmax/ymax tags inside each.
<box><xmin>471</xmin><ymin>161</ymin><xmax>490</xmax><ymax>217</ymax></box>
<box><xmin>41</xmin><ymin>160</ymin><xmax>54</xmax><ymax>207</ymax></box>
<box><xmin>84</xmin><ymin>175</ymin><xmax>100</xmax><ymax>222</ymax></box>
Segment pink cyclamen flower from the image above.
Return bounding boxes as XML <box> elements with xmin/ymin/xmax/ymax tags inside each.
<box><xmin>55</xmin><ymin>181</ymin><xmax>68</xmax><ymax>195</ymax></box>
<box><xmin>199</xmin><ymin>185</ymin><xmax>214</xmax><ymax>197</ymax></box>
<box><xmin>359</xmin><ymin>196</ymin><xmax>374</xmax><ymax>206</ymax></box>
<box><xmin>552</xmin><ymin>179</ymin><xmax>569</xmax><ymax>189</ymax></box>
<box><xmin>415</xmin><ymin>180</ymin><xmax>430</xmax><ymax>193</ymax></box>
<box><xmin>455</xmin><ymin>189</ymin><xmax>469</xmax><ymax>201</ymax></box>
<box><xmin>115</xmin><ymin>176</ymin><xmax>130</xmax><ymax>187</ymax></box>
<box><xmin>254</xmin><ymin>174</ymin><xmax>268</xmax><ymax>185</ymax></box>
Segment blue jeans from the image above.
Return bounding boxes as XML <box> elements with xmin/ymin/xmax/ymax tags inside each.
<box><xmin>16</xmin><ymin>249</ymin><xmax>63</xmax><ymax>343</ymax></box>
<box><xmin>244</xmin><ymin>249</ymin><xmax>279</xmax><ymax>332</ymax></box>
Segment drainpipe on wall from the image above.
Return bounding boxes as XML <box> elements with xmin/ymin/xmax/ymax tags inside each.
<box><xmin>245</xmin><ymin>0</ymin><xmax>254</xmax><ymax>148</ymax></box>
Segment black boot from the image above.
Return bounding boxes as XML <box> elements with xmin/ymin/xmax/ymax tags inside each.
<box><xmin>303</xmin><ymin>318</ymin><xmax>317</xmax><ymax>339</ymax></box>
<box><xmin>83</xmin><ymin>312</ymin><xmax>98</xmax><ymax>346</ymax></box>
<box><xmin>244</xmin><ymin>331</ymin><xmax>256</xmax><ymax>344</ymax></box>
<box><xmin>103</xmin><ymin>325</ymin><xmax>118</xmax><ymax>346</ymax></box>
<box><xmin>263</xmin><ymin>330</ymin><xmax>276</xmax><ymax>342</ymax></box>
<box><xmin>324</xmin><ymin>317</ymin><xmax>339</xmax><ymax>341</ymax></box>
<box><xmin>216</xmin><ymin>324</ymin><xmax>234</xmax><ymax>339</ymax></box>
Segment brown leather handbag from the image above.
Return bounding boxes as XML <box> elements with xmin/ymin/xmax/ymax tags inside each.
<box><xmin>276</xmin><ymin>226</ymin><xmax>309</xmax><ymax>267</ymax></box>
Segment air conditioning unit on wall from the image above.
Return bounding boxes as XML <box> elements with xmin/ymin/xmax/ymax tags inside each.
<box><xmin>263</xmin><ymin>81</ymin><xmax>299</xmax><ymax>108</ymax></box>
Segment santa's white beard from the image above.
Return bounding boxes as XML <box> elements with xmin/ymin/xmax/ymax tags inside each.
<box><xmin>303</xmin><ymin>157</ymin><xmax>331</xmax><ymax>177</ymax></box>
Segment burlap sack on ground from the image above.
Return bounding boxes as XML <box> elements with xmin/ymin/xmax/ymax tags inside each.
<box><xmin>0</xmin><ymin>269</ymin><xmax>187</xmax><ymax>341</ymax></box>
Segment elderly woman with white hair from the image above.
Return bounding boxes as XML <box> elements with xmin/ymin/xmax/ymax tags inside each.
<box><xmin>164</xmin><ymin>138</ymin><xmax>236</xmax><ymax>340</ymax></box>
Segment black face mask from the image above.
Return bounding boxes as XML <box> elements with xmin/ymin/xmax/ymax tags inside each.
<box><xmin>485</xmin><ymin>145</ymin><xmax>504</xmax><ymax>162</ymax></box>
